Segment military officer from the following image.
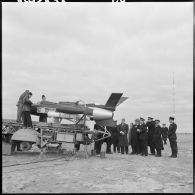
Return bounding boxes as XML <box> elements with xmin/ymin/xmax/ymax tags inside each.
<box><xmin>146</xmin><ymin>117</ymin><xmax>156</xmax><ymax>155</ymax></box>
<box><xmin>161</xmin><ymin>124</ymin><xmax>168</xmax><ymax>145</ymax></box>
<box><xmin>168</xmin><ymin>117</ymin><xmax>178</xmax><ymax>158</ymax></box>
<box><xmin>130</xmin><ymin>119</ymin><xmax>140</xmax><ymax>154</ymax></box>
<box><xmin>153</xmin><ymin>119</ymin><xmax>163</xmax><ymax>157</ymax></box>
<box><xmin>138</xmin><ymin>117</ymin><xmax>148</xmax><ymax>156</ymax></box>
<box><xmin>117</xmin><ymin>118</ymin><xmax>129</xmax><ymax>154</ymax></box>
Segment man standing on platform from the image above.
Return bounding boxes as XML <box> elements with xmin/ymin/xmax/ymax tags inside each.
<box><xmin>39</xmin><ymin>95</ymin><xmax>47</xmax><ymax>122</ymax></box>
<box><xmin>16</xmin><ymin>90</ymin><xmax>29</xmax><ymax>123</ymax></box>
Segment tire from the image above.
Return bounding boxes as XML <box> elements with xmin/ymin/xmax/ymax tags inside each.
<box><xmin>20</xmin><ymin>142</ymin><xmax>32</xmax><ymax>151</ymax></box>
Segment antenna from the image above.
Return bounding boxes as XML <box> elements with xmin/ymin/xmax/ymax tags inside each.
<box><xmin>172</xmin><ymin>72</ymin><xmax>175</xmax><ymax>116</ymax></box>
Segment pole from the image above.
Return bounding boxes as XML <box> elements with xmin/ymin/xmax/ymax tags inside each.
<box><xmin>172</xmin><ymin>72</ymin><xmax>175</xmax><ymax>117</ymax></box>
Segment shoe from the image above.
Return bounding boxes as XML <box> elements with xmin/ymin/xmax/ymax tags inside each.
<box><xmin>169</xmin><ymin>155</ymin><xmax>173</xmax><ymax>157</ymax></box>
<box><xmin>171</xmin><ymin>155</ymin><xmax>177</xmax><ymax>158</ymax></box>
<box><xmin>155</xmin><ymin>155</ymin><xmax>161</xmax><ymax>157</ymax></box>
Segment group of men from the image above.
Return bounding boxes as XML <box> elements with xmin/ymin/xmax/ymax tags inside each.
<box><xmin>94</xmin><ymin>117</ymin><xmax>178</xmax><ymax>158</ymax></box>
<box><xmin>16</xmin><ymin>90</ymin><xmax>47</xmax><ymax>127</ymax></box>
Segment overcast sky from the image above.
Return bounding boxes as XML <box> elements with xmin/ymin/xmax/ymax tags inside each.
<box><xmin>2</xmin><ymin>2</ymin><xmax>193</xmax><ymax>133</ymax></box>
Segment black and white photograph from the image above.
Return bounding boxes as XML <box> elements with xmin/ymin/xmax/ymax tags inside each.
<box><xmin>2</xmin><ymin>1</ymin><xmax>193</xmax><ymax>193</ymax></box>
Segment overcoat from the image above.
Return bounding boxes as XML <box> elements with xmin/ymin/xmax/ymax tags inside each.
<box><xmin>168</xmin><ymin>123</ymin><xmax>177</xmax><ymax>140</ymax></box>
<box><xmin>117</xmin><ymin>123</ymin><xmax>129</xmax><ymax>146</ymax></box>
<box><xmin>152</xmin><ymin>125</ymin><xmax>163</xmax><ymax>150</ymax></box>
<box><xmin>161</xmin><ymin>127</ymin><xmax>168</xmax><ymax>140</ymax></box>
<box><xmin>146</xmin><ymin>121</ymin><xmax>155</xmax><ymax>146</ymax></box>
<box><xmin>138</xmin><ymin>123</ymin><xmax>148</xmax><ymax>140</ymax></box>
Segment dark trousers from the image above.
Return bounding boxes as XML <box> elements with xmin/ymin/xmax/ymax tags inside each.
<box><xmin>104</xmin><ymin>137</ymin><xmax>112</xmax><ymax>153</ymax></box>
<box><xmin>94</xmin><ymin>140</ymin><xmax>102</xmax><ymax>154</ymax></box>
<box><xmin>169</xmin><ymin>138</ymin><xmax>178</xmax><ymax>157</ymax></box>
<box><xmin>23</xmin><ymin>111</ymin><xmax>32</xmax><ymax>128</ymax></box>
<box><xmin>131</xmin><ymin>138</ymin><xmax>139</xmax><ymax>154</ymax></box>
<box><xmin>120</xmin><ymin>146</ymin><xmax>128</xmax><ymax>154</ymax></box>
<box><xmin>75</xmin><ymin>143</ymin><xmax>80</xmax><ymax>151</ymax></box>
<box><xmin>137</xmin><ymin>138</ymin><xmax>142</xmax><ymax>154</ymax></box>
<box><xmin>149</xmin><ymin>146</ymin><xmax>155</xmax><ymax>155</ymax></box>
<box><xmin>140</xmin><ymin>138</ymin><xmax>148</xmax><ymax>156</ymax></box>
<box><xmin>112</xmin><ymin>139</ymin><xmax>120</xmax><ymax>152</ymax></box>
<box><xmin>155</xmin><ymin>148</ymin><xmax>162</xmax><ymax>156</ymax></box>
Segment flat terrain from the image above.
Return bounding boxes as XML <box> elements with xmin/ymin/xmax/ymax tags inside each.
<box><xmin>2</xmin><ymin>133</ymin><xmax>193</xmax><ymax>193</ymax></box>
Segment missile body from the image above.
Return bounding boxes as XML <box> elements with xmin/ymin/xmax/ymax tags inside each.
<box><xmin>31</xmin><ymin>102</ymin><xmax>114</xmax><ymax>121</ymax></box>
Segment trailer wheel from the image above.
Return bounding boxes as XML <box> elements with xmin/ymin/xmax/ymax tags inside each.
<box><xmin>20</xmin><ymin>142</ymin><xmax>32</xmax><ymax>151</ymax></box>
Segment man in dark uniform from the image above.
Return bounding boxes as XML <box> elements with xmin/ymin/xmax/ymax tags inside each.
<box><xmin>111</xmin><ymin>124</ymin><xmax>120</xmax><ymax>153</ymax></box>
<box><xmin>22</xmin><ymin>92</ymin><xmax>33</xmax><ymax>128</ymax></box>
<box><xmin>16</xmin><ymin>90</ymin><xmax>29</xmax><ymax>123</ymax></box>
<box><xmin>168</xmin><ymin>117</ymin><xmax>178</xmax><ymax>158</ymax></box>
<box><xmin>138</xmin><ymin>117</ymin><xmax>148</xmax><ymax>156</ymax></box>
<box><xmin>130</xmin><ymin>119</ymin><xmax>140</xmax><ymax>154</ymax></box>
<box><xmin>117</xmin><ymin>118</ymin><xmax>129</xmax><ymax>154</ymax></box>
<box><xmin>153</xmin><ymin>119</ymin><xmax>163</xmax><ymax>157</ymax></box>
<box><xmin>146</xmin><ymin>117</ymin><xmax>156</xmax><ymax>155</ymax></box>
<box><xmin>39</xmin><ymin>95</ymin><xmax>47</xmax><ymax>122</ymax></box>
<box><xmin>161</xmin><ymin>123</ymin><xmax>168</xmax><ymax>145</ymax></box>
<box><xmin>94</xmin><ymin>123</ymin><xmax>104</xmax><ymax>155</ymax></box>
<box><xmin>104</xmin><ymin>126</ymin><xmax>113</xmax><ymax>154</ymax></box>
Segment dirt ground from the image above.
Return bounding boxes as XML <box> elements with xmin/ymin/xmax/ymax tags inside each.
<box><xmin>2</xmin><ymin>133</ymin><xmax>193</xmax><ymax>193</ymax></box>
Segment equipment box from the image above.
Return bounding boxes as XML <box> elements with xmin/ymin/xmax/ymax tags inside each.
<box><xmin>56</xmin><ymin>132</ymin><xmax>75</xmax><ymax>143</ymax></box>
<box><xmin>76</xmin><ymin>133</ymin><xmax>84</xmax><ymax>142</ymax></box>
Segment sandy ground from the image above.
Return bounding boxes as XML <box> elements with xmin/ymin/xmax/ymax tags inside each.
<box><xmin>2</xmin><ymin>133</ymin><xmax>193</xmax><ymax>193</ymax></box>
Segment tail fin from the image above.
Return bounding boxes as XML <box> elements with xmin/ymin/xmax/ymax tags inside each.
<box><xmin>116</xmin><ymin>97</ymin><xmax>128</xmax><ymax>107</ymax></box>
<box><xmin>105</xmin><ymin>93</ymin><xmax>123</xmax><ymax>111</ymax></box>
